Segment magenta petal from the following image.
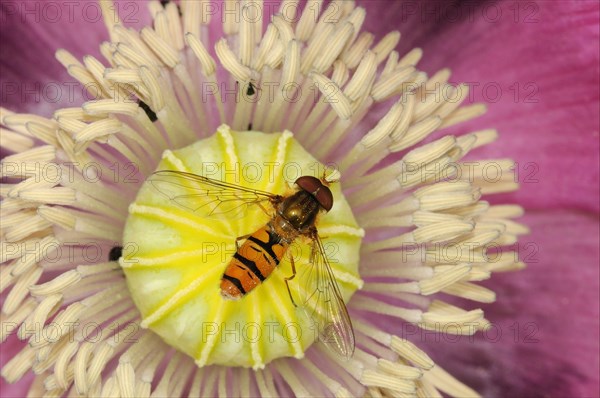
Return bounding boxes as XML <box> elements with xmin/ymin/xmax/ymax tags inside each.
<box><xmin>0</xmin><ymin>0</ymin><xmax>151</xmax><ymax>115</ymax></box>
<box><xmin>365</xmin><ymin>0</ymin><xmax>600</xmax><ymax>213</ymax></box>
<box><xmin>1</xmin><ymin>1</ymin><xmax>598</xmax><ymax>397</ymax></box>
<box><xmin>418</xmin><ymin>210</ymin><xmax>600</xmax><ymax>397</ymax></box>
<box><xmin>0</xmin><ymin>333</ymin><xmax>32</xmax><ymax>398</ymax></box>
<box><xmin>0</xmin><ymin>2</ymin><xmax>103</xmax><ymax>115</ymax></box>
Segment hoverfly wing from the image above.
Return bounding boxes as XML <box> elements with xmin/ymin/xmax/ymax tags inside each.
<box><xmin>300</xmin><ymin>232</ymin><xmax>355</xmax><ymax>359</ymax></box>
<box><xmin>148</xmin><ymin>170</ymin><xmax>279</xmax><ymax>218</ymax></box>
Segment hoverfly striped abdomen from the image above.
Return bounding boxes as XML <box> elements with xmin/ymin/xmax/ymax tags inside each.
<box><xmin>221</xmin><ymin>225</ymin><xmax>289</xmax><ymax>299</ymax></box>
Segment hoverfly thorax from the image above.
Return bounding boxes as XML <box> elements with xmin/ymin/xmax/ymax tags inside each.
<box><xmin>278</xmin><ymin>176</ymin><xmax>334</xmax><ymax>232</ymax></box>
<box><xmin>278</xmin><ymin>191</ymin><xmax>320</xmax><ymax>231</ymax></box>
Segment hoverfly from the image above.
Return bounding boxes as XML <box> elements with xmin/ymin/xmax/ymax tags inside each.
<box><xmin>148</xmin><ymin>170</ymin><xmax>355</xmax><ymax>358</ymax></box>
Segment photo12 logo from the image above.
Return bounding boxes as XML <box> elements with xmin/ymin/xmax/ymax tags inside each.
<box><xmin>0</xmin><ymin>1</ymin><xmax>140</xmax><ymax>24</ymax></box>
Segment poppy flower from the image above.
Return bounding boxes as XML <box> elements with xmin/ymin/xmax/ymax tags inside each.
<box><xmin>1</xmin><ymin>1</ymin><xmax>598</xmax><ymax>397</ymax></box>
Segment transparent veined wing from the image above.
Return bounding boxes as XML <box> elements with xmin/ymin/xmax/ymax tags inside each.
<box><xmin>147</xmin><ymin>170</ymin><xmax>281</xmax><ymax>218</ymax></box>
<box><xmin>300</xmin><ymin>230</ymin><xmax>355</xmax><ymax>359</ymax></box>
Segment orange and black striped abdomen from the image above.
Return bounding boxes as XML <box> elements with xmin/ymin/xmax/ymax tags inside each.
<box><xmin>220</xmin><ymin>225</ymin><xmax>288</xmax><ymax>299</ymax></box>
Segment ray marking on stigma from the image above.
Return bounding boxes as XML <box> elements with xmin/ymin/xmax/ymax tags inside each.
<box><xmin>317</xmin><ymin>225</ymin><xmax>365</xmax><ymax>237</ymax></box>
<box><xmin>159</xmin><ymin>149</ymin><xmax>240</xmax><ymax>235</ymax></box>
<box><xmin>119</xmin><ymin>247</ymin><xmax>212</xmax><ymax>269</ymax></box>
<box><xmin>268</xmin><ymin>130</ymin><xmax>294</xmax><ymax>193</ymax></box>
<box><xmin>195</xmin><ymin>298</ymin><xmax>227</xmax><ymax>366</ymax></box>
<box><xmin>161</xmin><ymin>149</ymin><xmax>189</xmax><ymax>172</ymax></box>
<box><xmin>262</xmin><ymin>279</ymin><xmax>305</xmax><ymax>359</ymax></box>
<box><xmin>248</xmin><ymin>292</ymin><xmax>265</xmax><ymax>369</ymax></box>
<box><xmin>322</xmin><ymin>267</ymin><xmax>364</xmax><ymax>291</ymax></box>
<box><xmin>128</xmin><ymin>203</ymin><xmax>230</xmax><ymax>239</ymax></box>
<box><xmin>217</xmin><ymin>126</ymin><xmax>240</xmax><ymax>185</ymax></box>
<box><xmin>140</xmin><ymin>264</ymin><xmax>224</xmax><ymax>328</ymax></box>
<box><xmin>161</xmin><ymin>149</ymin><xmax>237</xmax><ymax>232</ymax></box>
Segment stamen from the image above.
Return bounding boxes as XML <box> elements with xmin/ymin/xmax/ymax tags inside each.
<box><xmin>418</xmin><ymin>265</ymin><xmax>472</xmax><ymax>295</ymax></box>
<box><xmin>273</xmin><ymin>14</ymin><xmax>295</xmax><ymax>46</ymax></box>
<box><xmin>442</xmin><ymin>281</ymin><xmax>496</xmax><ymax>303</ymax></box>
<box><xmin>390</xmin><ymin>115</ymin><xmax>443</xmax><ymax>152</ymax></box>
<box><xmin>20</xmin><ymin>294</ymin><xmax>62</xmax><ymax>341</ymax></box>
<box><xmin>276</xmin><ymin>361</ymin><xmax>311</xmax><ymax>396</ymax></box>
<box><xmin>361</xmin><ymin>100</ymin><xmax>405</xmax><ymax>148</ymax></box>
<box><xmin>398</xmin><ymin>47</ymin><xmax>424</xmax><ymax>68</ymax></box>
<box><xmin>0</xmin><ymin>128</ymin><xmax>34</xmax><ymax>152</ymax></box>
<box><xmin>313</xmin><ymin>23</ymin><xmax>355</xmax><ymax>73</ymax></box>
<box><xmin>301</xmin><ymin>23</ymin><xmax>335</xmax><ymax>74</ymax></box>
<box><xmin>420</xmin><ymin>300</ymin><xmax>489</xmax><ymax>334</ymax></box>
<box><xmin>280</xmin><ymin>40</ymin><xmax>301</xmax><ymax>91</ymax></box>
<box><xmin>18</xmin><ymin>187</ymin><xmax>76</xmax><ymax>206</ymax></box>
<box><xmin>3</xmin><ymin>215</ymin><xmax>51</xmax><ymax>243</ymax></box>
<box><xmin>413</xmin><ymin>220</ymin><xmax>474</xmax><ymax>244</ymax></box>
<box><xmin>0</xmin><ymin>297</ymin><xmax>36</xmax><ymax>342</ymax></box>
<box><xmin>350</xmin><ymin>296</ymin><xmax>422</xmax><ymax>323</ymax></box>
<box><xmin>377</xmin><ymin>359</ymin><xmax>422</xmax><ymax>380</ymax></box>
<box><xmin>1</xmin><ymin>346</ymin><xmax>36</xmax><ymax>383</ymax></box>
<box><xmin>185</xmin><ymin>33</ymin><xmax>216</xmax><ymax>76</ymax></box>
<box><xmin>440</xmin><ymin>103</ymin><xmax>487</xmax><ymax>129</ymax></box>
<box><xmin>422</xmin><ymin>364</ymin><xmax>480</xmax><ymax>397</ymax></box>
<box><xmin>360</xmin><ymin>369</ymin><xmax>416</xmax><ymax>394</ymax></box>
<box><xmin>25</xmin><ymin>122</ymin><xmax>59</xmax><ymax>147</ymax></box>
<box><xmin>344</xmin><ymin>51</ymin><xmax>377</xmax><ymax>102</ymax></box>
<box><xmin>141</xmin><ymin>27</ymin><xmax>180</xmax><ymax>68</ymax></box>
<box><xmin>300</xmin><ymin>356</ymin><xmax>348</xmax><ymax>397</ymax></box>
<box><xmin>372</xmin><ymin>31</ymin><xmax>401</xmax><ymax>64</ymax></box>
<box><xmin>114</xmin><ymin>25</ymin><xmax>161</xmax><ymax>65</ymax></box>
<box><xmin>389</xmin><ymin>336</ymin><xmax>434</xmax><ymax>370</ymax></box>
<box><xmin>295</xmin><ymin>0</ymin><xmax>321</xmax><ymax>41</ymax></box>
<box><xmin>371</xmin><ymin>66</ymin><xmax>416</xmax><ymax>102</ymax></box>
<box><xmin>310</xmin><ymin>73</ymin><xmax>352</xmax><ymax>120</ymax></box>
<box><xmin>342</xmin><ymin>32</ymin><xmax>374</xmax><ymax>69</ymax></box>
<box><xmin>2</xmin><ymin>145</ymin><xmax>55</xmax><ymax>164</ymax></box>
<box><xmin>252</xmin><ymin>24</ymin><xmax>279</xmax><ymax>71</ymax></box>
<box><xmin>215</xmin><ymin>38</ymin><xmax>258</xmax><ymax>83</ymax></box>
<box><xmin>30</xmin><ymin>270</ymin><xmax>81</xmax><ymax>297</ymax></box>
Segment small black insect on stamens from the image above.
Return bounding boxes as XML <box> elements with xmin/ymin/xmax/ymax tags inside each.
<box><xmin>160</xmin><ymin>1</ymin><xmax>183</xmax><ymax>16</ymax></box>
<box><xmin>109</xmin><ymin>246</ymin><xmax>123</xmax><ymax>262</ymax></box>
<box><xmin>138</xmin><ymin>100</ymin><xmax>158</xmax><ymax>122</ymax></box>
<box><xmin>246</xmin><ymin>82</ymin><xmax>256</xmax><ymax>96</ymax></box>
<box><xmin>236</xmin><ymin>81</ymin><xmax>257</xmax><ymax>97</ymax></box>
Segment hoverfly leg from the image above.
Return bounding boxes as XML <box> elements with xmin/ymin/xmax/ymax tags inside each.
<box><xmin>284</xmin><ymin>254</ymin><xmax>298</xmax><ymax>307</ymax></box>
<box><xmin>256</xmin><ymin>202</ymin><xmax>271</xmax><ymax>217</ymax></box>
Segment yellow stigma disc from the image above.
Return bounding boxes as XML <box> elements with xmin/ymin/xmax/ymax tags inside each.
<box><xmin>121</xmin><ymin>125</ymin><xmax>363</xmax><ymax>369</ymax></box>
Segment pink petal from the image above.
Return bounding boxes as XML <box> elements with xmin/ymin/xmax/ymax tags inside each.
<box><xmin>2</xmin><ymin>2</ymin><xmax>598</xmax><ymax>397</ymax></box>
<box><xmin>360</xmin><ymin>2</ymin><xmax>600</xmax><ymax>396</ymax></box>
<box><xmin>0</xmin><ymin>0</ymin><xmax>151</xmax><ymax>115</ymax></box>
<box><xmin>420</xmin><ymin>210</ymin><xmax>599</xmax><ymax>397</ymax></box>
<box><xmin>0</xmin><ymin>333</ymin><xmax>33</xmax><ymax>397</ymax></box>
<box><xmin>365</xmin><ymin>0</ymin><xmax>600</xmax><ymax>213</ymax></box>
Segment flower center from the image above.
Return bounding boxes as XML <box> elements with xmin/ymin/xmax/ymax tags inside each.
<box><xmin>121</xmin><ymin>125</ymin><xmax>363</xmax><ymax>369</ymax></box>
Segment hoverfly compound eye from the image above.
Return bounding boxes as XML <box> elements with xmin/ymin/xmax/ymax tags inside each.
<box><xmin>295</xmin><ymin>176</ymin><xmax>334</xmax><ymax>211</ymax></box>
